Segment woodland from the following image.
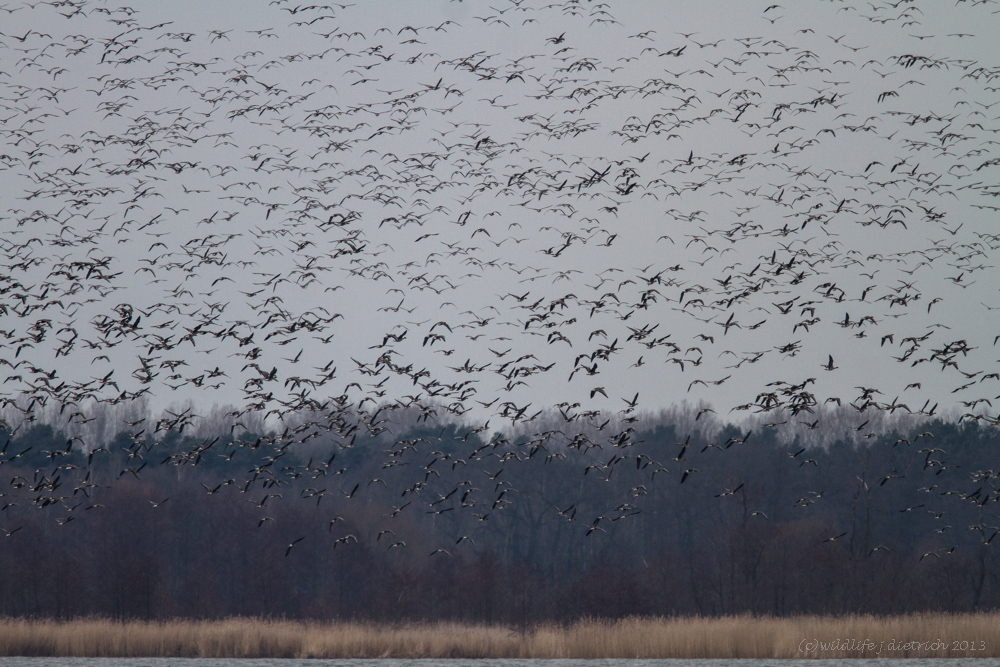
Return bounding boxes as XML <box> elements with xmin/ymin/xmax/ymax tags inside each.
<box><xmin>1</xmin><ymin>401</ymin><xmax>996</xmax><ymax>623</ymax></box>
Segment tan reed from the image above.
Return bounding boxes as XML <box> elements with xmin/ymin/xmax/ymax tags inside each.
<box><xmin>0</xmin><ymin>613</ymin><xmax>996</xmax><ymax>659</ymax></box>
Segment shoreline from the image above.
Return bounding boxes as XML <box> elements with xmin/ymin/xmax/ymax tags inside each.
<box><xmin>1</xmin><ymin>613</ymin><xmax>997</xmax><ymax>659</ymax></box>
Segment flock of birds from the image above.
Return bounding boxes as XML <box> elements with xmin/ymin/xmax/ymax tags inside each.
<box><xmin>1</xmin><ymin>0</ymin><xmax>999</xmax><ymax>557</ymax></box>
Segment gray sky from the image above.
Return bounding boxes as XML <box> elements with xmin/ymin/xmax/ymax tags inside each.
<box><xmin>1</xmin><ymin>0</ymin><xmax>999</xmax><ymax>434</ymax></box>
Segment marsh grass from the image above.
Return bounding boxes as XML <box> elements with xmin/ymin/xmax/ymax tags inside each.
<box><xmin>0</xmin><ymin>613</ymin><xmax>997</xmax><ymax>659</ymax></box>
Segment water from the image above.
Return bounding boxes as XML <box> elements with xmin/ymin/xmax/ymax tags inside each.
<box><xmin>4</xmin><ymin>660</ymin><xmax>1000</xmax><ymax>667</ymax></box>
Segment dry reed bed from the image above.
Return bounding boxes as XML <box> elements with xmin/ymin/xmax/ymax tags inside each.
<box><xmin>0</xmin><ymin>613</ymin><xmax>997</xmax><ymax>659</ymax></box>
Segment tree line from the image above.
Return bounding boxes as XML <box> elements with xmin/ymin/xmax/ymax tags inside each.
<box><xmin>0</xmin><ymin>400</ymin><xmax>997</xmax><ymax>622</ymax></box>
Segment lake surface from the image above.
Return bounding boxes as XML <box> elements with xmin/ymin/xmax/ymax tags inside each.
<box><xmin>5</xmin><ymin>659</ymin><xmax>1000</xmax><ymax>667</ymax></box>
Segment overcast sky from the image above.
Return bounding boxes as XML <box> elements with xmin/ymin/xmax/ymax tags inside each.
<box><xmin>2</xmin><ymin>0</ymin><xmax>999</xmax><ymax>433</ymax></box>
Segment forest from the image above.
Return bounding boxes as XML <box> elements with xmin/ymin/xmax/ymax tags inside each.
<box><xmin>0</xmin><ymin>398</ymin><xmax>997</xmax><ymax>623</ymax></box>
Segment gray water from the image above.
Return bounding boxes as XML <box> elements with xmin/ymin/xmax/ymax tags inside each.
<box><xmin>4</xmin><ymin>660</ymin><xmax>1000</xmax><ymax>667</ymax></box>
